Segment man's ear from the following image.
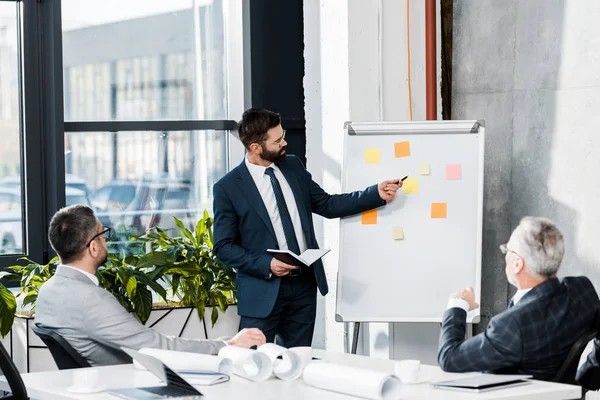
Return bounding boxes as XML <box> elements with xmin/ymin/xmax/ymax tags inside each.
<box><xmin>514</xmin><ymin>255</ymin><xmax>525</xmax><ymax>275</ymax></box>
<box><xmin>248</xmin><ymin>143</ymin><xmax>261</xmax><ymax>155</ymax></box>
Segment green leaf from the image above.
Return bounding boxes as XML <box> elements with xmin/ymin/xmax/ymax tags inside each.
<box><xmin>132</xmin><ymin>285</ymin><xmax>152</xmax><ymax>324</ymax></box>
<box><xmin>211</xmin><ymin>306</ymin><xmax>219</xmax><ymax>327</ymax></box>
<box><xmin>126</xmin><ymin>277</ymin><xmax>137</xmax><ymax>299</ymax></box>
<box><xmin>174</xmin><ymin>217</ymin><xmax>196</xmax><ymax>245</ymax></box>
<box><xmin>0</xmin><ymin>284</ymin><xmax>16</xmax><ymax>337</ymax></box>
<box><xmin>137</xmin><ymin>251</ymin><xmax>170</xmax><ymax>270</ymax></box>
<box><xmin>195</xmin><ymin>302</ymin><xmax>206</xmax><ymax>322</ymax></box>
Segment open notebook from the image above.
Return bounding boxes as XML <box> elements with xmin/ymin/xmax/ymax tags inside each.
<box><xmin>267</xmin><ymin>248</ymin><xmax>330</xmax><ymax>268</ymax></box>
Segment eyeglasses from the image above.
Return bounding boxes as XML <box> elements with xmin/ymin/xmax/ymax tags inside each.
<box><xmin>499</xmin><ymin>243</ymin><xmax>521</xmax><ymax>258</ymax></box>
<box><xmin>86</xmin><ymin>226</ymin><xmax>112</xmax><ymax>248</ymax></box>
<box><xmin>273</xmin><ymin>129</ymin><xmax>286</xmax><ymax>147</ymax></box>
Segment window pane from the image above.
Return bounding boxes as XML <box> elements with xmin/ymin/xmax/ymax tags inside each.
<box><xmin>0</xmin><ymin>2</ymin><xmax>24</xmax><ymax>255</ymax></box>
<box><xmin>65</xmin><ymin>130</ymin><xmax>228</xmax><ymax>254</ymax></box>
<box><xmin>62</xmin><ymin>0</ymin><xmax>231</xmax><ymax>121</ymax></box>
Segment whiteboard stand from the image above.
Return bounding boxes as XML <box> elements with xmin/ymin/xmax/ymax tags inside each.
<box><xmin>337</xmin><ymin>120</ymin><xmax>485</xmax><ymax>356</ymax></box>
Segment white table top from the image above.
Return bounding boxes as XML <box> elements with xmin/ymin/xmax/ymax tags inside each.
<box><xmin>0</xmin><ymin>349</ymin><xmax>582</xmax><ymax>400</ymax></box>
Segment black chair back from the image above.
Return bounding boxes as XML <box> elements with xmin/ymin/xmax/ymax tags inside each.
<box><xmin>553</xmin><ymin>330</ymin><xmax>598</xmax><ymax>385</ymax></box>
<box><xmin>31</xmin><ymin>323</ymin><xmax>91</xmax><ymax>370</ymax></box>
<box><xmin>0</xmin><ymin>339</ymin><xmax>27</xmax><ymax>399</ymax></box>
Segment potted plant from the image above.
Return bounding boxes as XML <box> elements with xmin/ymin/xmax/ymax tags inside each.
<box><xmin>0</xmin><ymin>210</ymin><xmax>239</xmax><ymax>372</ymax></box>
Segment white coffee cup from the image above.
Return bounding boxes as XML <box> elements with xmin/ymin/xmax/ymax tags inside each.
<box><xmin>395</xmin><ymin>359</ymin><xmax>420</xmax><ymax>384</ymax></box>
<box><xmin>71</xmin><ymin>368</ymin><xmax>100</xmax><ymax>389</ymax></box>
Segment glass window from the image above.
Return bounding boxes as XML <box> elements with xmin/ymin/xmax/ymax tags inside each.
<box><xmin>66</xmin><ymin>130</ymin><xmax>228</xmax><ymax>254</ymax></box>
<box><xmin>0</xmin><ymin>2</ymin><xmax>24</xmax><ymax>255</ymax></box>
<box><xmin>62</xmin><ymin>0</ymin><xmax>229</xmax><ymax>121</ymax></box>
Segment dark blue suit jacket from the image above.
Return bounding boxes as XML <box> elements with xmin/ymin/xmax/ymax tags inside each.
<box><xmin>213</xmin><ymin>155</ymin><xmax>385</xmax><ymax>318</ymax></box>
<box><xmin>438</xmin><ymin>276</ymin><xmax>600</xmax><ymax>381</ymax></box>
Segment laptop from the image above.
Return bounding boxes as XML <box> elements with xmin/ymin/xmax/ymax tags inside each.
<box><xmin>430</xmin><ymin>374</ymin><xmax>533</xmax><ymax>393</ymax></box>
<box><xmin>109</xmin><ymin>348</ymin><xmax>209</xmax><ymax>399</ymax></box>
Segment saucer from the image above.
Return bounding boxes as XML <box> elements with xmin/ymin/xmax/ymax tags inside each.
<box><xmin>401</xmin><ymin>376</ymin><xmax>430</xmax><ymax>385</ymax></box>
<box><xmin>67</xmin><ymin>384</ymin><xmax>107</xmax><ymax>394</ymax></box>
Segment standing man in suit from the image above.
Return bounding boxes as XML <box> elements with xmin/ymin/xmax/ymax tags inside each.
<box><xmin>438</xmin><ymin>216</ymin><xmax>600</xmax><ymax>381</ymax></box>
<box><xmin>35</xmin><ymin>205</ymin><xmax>266</xmax><ymax>366</ymax></box>
<box><xmin>213</xmin><ymin>108</ymin><xmax>402</xmax><ymax>347</ymax></box>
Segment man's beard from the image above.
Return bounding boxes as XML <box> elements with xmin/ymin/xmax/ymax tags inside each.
<box><xmin>95</xmin><ymin>250</ymin><xmax>108</xmax><ymax>270</ymax></box>
<box><xmin>261</xmin><ymin>144</ymin><xmax>287</xmax><ymax>164</ymax></box>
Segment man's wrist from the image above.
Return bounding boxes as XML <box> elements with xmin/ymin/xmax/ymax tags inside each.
<box><xmin>447</xmin><ymin>298</ymin><xmax>470</xmax><ymax>313</ymax></box>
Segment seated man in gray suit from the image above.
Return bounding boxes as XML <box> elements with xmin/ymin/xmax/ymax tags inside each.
<box><xmin>438</xmin><ymin>216</ymin><xmax>600</xmax><ymax>381</ymax></box>
<box><xmin>35</xmin><ymin>205</ymin><xmax>266</xmax><ymax>366</ymax></box>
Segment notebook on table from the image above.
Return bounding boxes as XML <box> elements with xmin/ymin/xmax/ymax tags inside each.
<box><xmin>430</xmin><ymin>374</ymin><xmax>533</xmax><ymax>393</ymax></box>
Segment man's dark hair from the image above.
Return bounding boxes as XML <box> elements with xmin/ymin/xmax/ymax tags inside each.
<box><xmin>237</xmin><ymin>108</ymin><xmax>281</xmax><ymax>149</ymax></box>
<box><xmin>48</xmin><ymin>205</ymin><xmax>98</xmax><ymax>264</ymax></box>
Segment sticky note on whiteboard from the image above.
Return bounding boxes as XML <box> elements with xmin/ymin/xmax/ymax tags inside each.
<box><xmin>402</xmin><ymin>178</ymin><xmax>419</xmax><ymax>194</ymax></box>
<box><xmin>365</xmin><ymin>148</ymin><xmax>381</xmax><ymax>164</ymax></box>
<box><xmin>446</xmin><ymin>164</ymin><xmax>462</xmax><ymax>180</ymax></box>
<box><xmin>394</xmin><ymin>142</ymin><xmax>411</xmax><ymax>158</ymax></box>
<box><xmin>431</xmin><ymin>203</ymin><xmax>447</xmax><ymax>218</ymax></box>
<box><xmin>392</xmin><ymin>226</ymin><xmax>404</xmax><ymax>240</ymax></box>
<box><xmin>362</xmin><ymin>209</ymin><xmax>378</xmax><ymax>224</ymax></box>
<box><xmin>419</xmin><ymin>161</ymin><xmax>430</xmax><ymax>175</ymax></box>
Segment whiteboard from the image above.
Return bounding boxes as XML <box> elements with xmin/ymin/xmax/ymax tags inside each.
<box><xmin>335</xmin><ymin>121</ymin><xmax>485</xmax><ymax>323</ymax></box>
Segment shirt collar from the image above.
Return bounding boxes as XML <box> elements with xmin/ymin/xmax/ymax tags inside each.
<box><xmin>245</xmin><ymin>155</ymin><xmax>278</xmax><ymax>178</ymax></box>
<box><xmin>60</xmin><ymin>264</ymin><xmax>99</xmax><ymax>286</ymax></box>
<box><xmin>512</xmin><ymin>288</ymin><xmax>533</xmax><ymax>305</ymax></box>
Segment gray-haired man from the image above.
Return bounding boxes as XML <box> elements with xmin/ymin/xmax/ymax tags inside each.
<box><xmin>35</xmin><ymin>205</ymin><xmax>266</xmax><ymax>366</ymax></box>
<box><xmin>438</xmin><ymin>216</ymin><xmax>600</xmax><ymax>381</ymax></box>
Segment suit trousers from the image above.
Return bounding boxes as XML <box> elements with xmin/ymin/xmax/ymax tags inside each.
<box><xmin>239</xmin><ymin>271</ymin><xmax>317</xmax><ymax>348</ymax></box>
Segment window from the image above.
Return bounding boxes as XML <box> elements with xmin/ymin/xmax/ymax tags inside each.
<box><xmin>61</xmin><ymin>0</ymin><xmax>245</xmax><ymax>255</ymax></box>
<box><xmin>0</xmin><ymin>2</ymin><xmax>24</xmax><ymax>256</ymax></box>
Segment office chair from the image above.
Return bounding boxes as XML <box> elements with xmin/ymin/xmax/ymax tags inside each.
<box><xmin>553</xmin><ymin>330</ymin><xmax>597</xmax><ymax>385</ymax></box>
<box><xmin>0</xmin><ymin>339</ymin><xmax>27</xmax><ymax>399</ymax></box>
<box><xmin>31</xmin><ymin>323</ymin><xmax>91</xmax><ymax>370</ymax></box>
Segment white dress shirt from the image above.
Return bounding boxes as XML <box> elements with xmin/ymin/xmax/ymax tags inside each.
<box><xmin>60</xmin><ymin>264</ymin><xmax>99</xmax><ymax>286</ymax></box>
<box><xmin>446</xmin><ymin>287</ymin><xmax>534</xmax><ymax>313</ymax></box>
<box><xmin>245</xmin><ymin>156</ymin><xmax>307</xmax><ymax>254</ymax></box>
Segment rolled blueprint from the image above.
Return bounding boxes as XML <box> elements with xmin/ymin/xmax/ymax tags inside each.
<box><xmin>257</xmin><ymin>343</ymin><xmax>307</xmax><ymax>380</ymax></box>
<box><xmin>303</xmin><ymin>361</ymin><xmax>402</xmax><ymax>400</ymax></box>
<box><xmin>133</xmin><ymin>348</ymin><xmax>233</xmax><ymax>375</ymax></box>
<box><xmin>218</xmin><ymin>346</ymin><xmax>272</xmax><ymax>382</ymax></box>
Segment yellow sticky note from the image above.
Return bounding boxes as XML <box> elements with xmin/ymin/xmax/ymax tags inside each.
<box><xmin>392</xmin><ymin>226</ymin><xmax>404</xmax><ymax>240</ymax></box>
<box><xmin>365</xmin><ymin>148</ymin><xmax>381</xmax><ymax>164</ymax></box>
<box><xmin>419</xmin><ymin>161</ymin><xmax>431</xmax><ymax>175</ymax></box>
<box><xmin>431</xmin><ymin>203</ymin><xmax>447</xmax><ymax>219</ymax></box>
<box><xmin>394</xmin><ymin>141</ymin><xmax>411</xmax><ymax>158</ymax></box>
<box><xmin>362</xmin><ymin>209</ymin><xmax>378</xmax><ymax>225</ymax></box>
<box><xmin>402</xmin><ymin>177</ymin><xmax>419</xmax><ymax>194</ymax></box>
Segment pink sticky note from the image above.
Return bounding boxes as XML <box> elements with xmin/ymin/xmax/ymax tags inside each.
<box><xmin>446</xmin><ymin>164</ymin><xmax>462</xmax><ymax>180</ymax></box>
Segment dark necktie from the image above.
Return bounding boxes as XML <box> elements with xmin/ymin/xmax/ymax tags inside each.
<box><xmin>265</xmin><ymin>167</ymin><xmax>301</xmax><ymax>255</ymax></box>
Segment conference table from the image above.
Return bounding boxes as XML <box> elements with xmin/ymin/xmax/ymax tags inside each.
<box><xmin>0</xmin><ymin>349</ymin><xmax>582</xmax><ymax>399</ymax></box>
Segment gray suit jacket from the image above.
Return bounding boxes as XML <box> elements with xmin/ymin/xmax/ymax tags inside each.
<box><xmin>34</xmin><ymin>265</ymin><xmax>226</xmax><ymax>366</ymax></box>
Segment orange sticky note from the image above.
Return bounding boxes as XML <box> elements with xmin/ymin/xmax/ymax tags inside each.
<box><xmin>446</xmin><ymin>164</ymin><xmax>462</xmax><ymax>180</ymax></box>
<box><xmin>365</xmin><ymin>148</ymin><xmax>381</xmax><ymax>164</ymax></box>
<box><xmin>394</xmin><ymin>141</ymin><xmax>411</xmax><ymax>158</ymax></box>
<box><xmin>362</xmin><ymin>209</ymin><xmax>378</xmax><ymax>224</ymax></box>
<box><xmin>431</xmin><ymin>203</ymin><xmax>447</xmax><ymax>219</ymax></box>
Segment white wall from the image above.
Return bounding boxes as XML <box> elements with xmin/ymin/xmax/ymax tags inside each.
<box><xmin>304</xmin><ymin>0</ymin><xmax>442</xmax><ymax>361</ymax></box>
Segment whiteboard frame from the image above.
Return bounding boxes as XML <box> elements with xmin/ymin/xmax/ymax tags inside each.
<box><xmin>335</xmin><ymin>120</ymin><xmax>485</xmax><ymax>323</ymax></box>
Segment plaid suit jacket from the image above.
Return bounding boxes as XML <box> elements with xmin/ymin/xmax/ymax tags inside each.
<box><xmin>438</xmin><ymin>276</ymin><xmax>600</xmax><ymax>381</ymax></box>
<box><xmin>577</xmin><ymin>337</ymin><xmax>600</xmax><ymax>389</ymax></box>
